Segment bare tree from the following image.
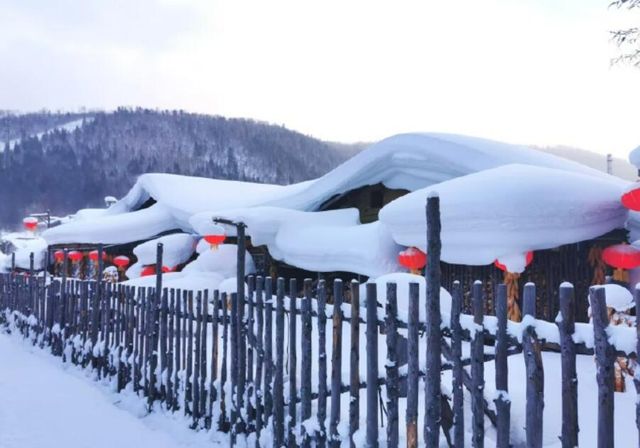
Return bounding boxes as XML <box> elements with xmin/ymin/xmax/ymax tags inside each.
<box><xmin>611</xmin><ymin>0</ymin><xmax>640</xmax><ymax>66</ymax></box>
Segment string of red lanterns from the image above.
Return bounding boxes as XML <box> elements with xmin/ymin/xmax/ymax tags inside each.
<box><xmin>398</xmin><ymin>247</ymin><xmax>427</xmax><ymax>274</ymax></box>
<box><xmin>602</xmin><ymin>244</ymin><xmax>640</xmax><ymax>270</ymax></box>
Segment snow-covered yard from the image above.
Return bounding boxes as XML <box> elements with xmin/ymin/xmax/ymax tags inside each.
<box><xmin>0</xmin><ymin>331</ymin><xmax>226</xmax><ymax>448</ymax></box>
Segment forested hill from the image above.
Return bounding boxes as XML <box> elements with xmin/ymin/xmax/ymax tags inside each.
<box><xmin>0</xmin><ymin>108</ymin><xmax>356</xmax><ymax>228</ymax></box>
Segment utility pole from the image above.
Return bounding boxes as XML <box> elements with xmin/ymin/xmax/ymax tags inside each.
<box><xmin>606</xmin><ymin>153</ymin><xmax>613</xmax><ymax>175</ymax></box>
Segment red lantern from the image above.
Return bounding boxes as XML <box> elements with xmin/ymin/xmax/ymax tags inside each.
<box><xmin>398</xmin><ymin>247</ymin><xmax>427</xmax><ymax>273</ymax></box>
<box><xmin>161</xmin><ymin>266</ymin><xmax>173</xmax><ymax>273</ymax></box>
<box><xmin>68</xmin><ymin>251</ymin><xmax>83</xmax><ymax>263</ymax></box>
<box><xmin>602</xmin><ymin>244</ymin><xmax>640</xmax><ymax>270</ymax></box>
<box><xmin>23</xmin><ymin>217</ymin><xmax>38</xmax><ymax>231</ymax></box>
<box><xmin>89</xmin><ymin>250</ymin><xmax>107</xmax><ymax>262</ymax></box>
<box><xmin>140</xmin><ymin>265</ymin><xmax>156</xmax><ymax>277</ymax></box>
<box><xmin>204</xmin><ymin>234</ymin><xmax>226</xmax><ymax>246</ymax></box>
<box><xmin>494</xmin><ymin>251</ymin><xmax>534</xmax><ymax>272</ymax></box>
<box><xmin>622</xmin><ymin>187</ymin><xmax>640</xmax><ymax>211</ymax></box>
<box><xmin>113</xmin><ymin>256</ymin><xmax>130</xmax><ymax>269</ymax></box>
<box><xmin>54</xmin><ymin>250</ymin><xmax>65</xmax><ymax>263</ymax></box>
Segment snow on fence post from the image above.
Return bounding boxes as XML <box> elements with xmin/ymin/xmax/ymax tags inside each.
<box><xmin>635</xmin><ymin>286</ymin><xmax>640</xmax><ymax>448</ymax></box>
<box><xmin>208</xmin><ymin>289</ymin><xmax>219</xmax><ymax>426</ymax></box>
<box><xmin>385</xmin><ymin>282</ymin><xmax>399</xmax><ymax>448</ymax></box>
<box><xmin>365</xmin><ymin>282</ymin><xmax>379</xmax><ymax>448</ymax></box>
<box><xmin>301</xmin><ymin>278</ymin><xmax>313</xmax><ymax>448</ymax></box>
<box><xmin>317</xmin><ymin>279</ymin><xmax>328</xmax><ymax>448</ymax></box>
<box><xmin>230</xmin><ymin>291</ymin><xmax>239</xmax><ymax>444</ymax></box>
<box><xmin>288</xmin><ymin>278</ymin><xmax>298</xmax><ymax>448</ymax></box>
<box><xmin>425</xmin><ymin>193</ymin><xmax>442</xmax><ymax>448</ymax></box>
<box><xmin>558</xmin><ymin>283</ymin><xmax>578</xmax><ymax>447</ymax></box>
<box><xmin>219</xmin><ymin>292</ymin><xmax>229</xmax><ymax>428</ymax></box>
<box><xmin>523</xmin><ymin>283</ymin><xmax>544</xmax><ymax>448</ymax></box>
<box><xmin>349</xmin><ymin>279</ymin><xmax>360</xmax><ymax>447</ymax></box>
<box><xmin>494</xmin><ymin>283</ymin><xmax>510</xmax><ymax>448</ymax></box>
<box><xmin>254</xmin><ymin>276</ymin><xmax>265</xmax><ymax>441</ymax></box>
<box><xmin>274</xmin><ymin>278</ymin><xmax>286</xmax><ymax>447</ymax></box>
<box><xmin>450</xmin><ymin>280</ymin><xmax>465</xmax><ymax>448</ymax></box>
<box><xmin>329</xmin><ymin>279</ymin><xmax>344</xmax><ymax>448</ymax></box>
<box><xmin>263</xmin><ymin>277</ymin><xmax>274</xmax><ymax>430</ymax></box>
<box><xmin>590</xmin><ymin>286</ymin><xmax>615</xmax><ymax>448</ymax></box>
<box><xmin>471</xmin><ymin>280</ymin><xmax>485</xmax><ymax>448</ymax></box>
<box><xmin>406</xmin><ymin>282</ymin><xmax>420</xmax><ymax>448</ymax></box>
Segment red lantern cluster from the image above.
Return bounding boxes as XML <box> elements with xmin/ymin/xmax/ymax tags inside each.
<box><xmin>140</xmin><ymin>265</ymin><xmax>156</xmax><ymax>277</ymax></box>
<box><xmin>602</xmin><ymin>244</ymin><xmax>640</xmax><ymax>270</ymax></box>
<box><xmin>113</xmin><ymin>256</ymin><xmax>130</xmax><ymax>269</ymax></box>
<box><xmin>23</xmin><ymin>217</ymin><xmax>38</xmax><ymax>231</ymax></box>
<box><xmin>622</xmin><ymin>187</ymin><xmax>640</xmax><ymax>211</ymax></box>
<box><xmin>494</xmin><ymin>251</ymin><xmax>534</xmax><ymax>272</ymax></box>
<box><xmin>398</xmin><ymin>247</ymin><xmax>427</xmax><ymax>271</ymax></box>
<box><xmin>68</xmin><ymin>251</ymin><xmax>83</xmax><ymax>263</ymax></box>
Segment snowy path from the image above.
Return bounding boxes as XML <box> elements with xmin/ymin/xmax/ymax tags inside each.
<box><xmin>0</xmin><ymin>332</ymin><xmax>223</xmax><ymax>448</ymax></box>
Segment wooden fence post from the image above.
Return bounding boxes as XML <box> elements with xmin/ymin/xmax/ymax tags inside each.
<box><xmin>329</xmin><ymin>279</ymin><xmax>343</xmax><ymax>448</ymax></box>
<box><xmin>273</xmin><ymin>278</ymin><xmax>286</xmax><ymax>447</ymax></box>
<box><xmin>350</xmin><ymin>279</ymin><xmax>360</xmax><ymax>447</ymax></box>
<box><xmin>450</xmin><ymin>280</ymin><xmax>465</xmax><ymax>448</ymax></box>
<box><xmin>425</xmin><ymin>193</ymin><xmax>442</xmax><ymax>448</ymax></box>
<box><xmin>219</xmin><ymin>292</ymin><xmax>229</xmax><ymax>428</ymax></box>
<box><xmin>263</xmin><ymin>277</ymin><xmax>274</xmax><ymax>431</ymax></box>
<box><xmin>301</xmin><ymin>278</ymin><xmax>313</xmax><ymax>448</ymax></box>
<box><xmin>590</xmin><ymin>286</ymin><xmax>615</xmax><ymax>448</ymax></box>
<box><xmin>385</xmin><ymin>282</ymin><xmax>399</xmax><ymax>448</ymax></box>
<box><xmin>254</xmin><ymin>276</ymin><xmax>265</xmax><ymax>442</ymax></box>
<box><xmin>193</xmin><ymin>291</ymin><xmax>202</xmax><ymax>424</ymax></box>
<box><xmin>406</xmin><ymin>282</ymin><xmax>420</xmax><ymax>448</ymax></box>
<box><xmin>523</xmin><ymin>283</ymin><xmax>544</xmax><ymax>448</ymax></box>
<box><xmin>494</xmin><ymin>283</ymin><xmax>510</xmax><ymax>448</ymax></box>
<box><xmin>317</xmin><ymin>279</ymin><xmax>328</xmax><ymax>448</ymax></box>
<box><xmin>558</xmin><ymin>283</ymin><xmax>578</xmax><ymax>447</ymax></box>
<box><xmin>230</xmin><ymin>291</ymin><xmax>238</xmax><ymax>444</ymax></box>
<box><xmin>288</xmin><ymin>278</ymin><xmax>298</xmax><ymax>448</ymax></box>
<box><xmin>471</xmin><ymin>280</ymin><xmax>485</xmax><ymax>448</ymax></box>
<box><xmin>366</xmin><ymin>282</ymin><xmax>378</xmax><ymax>448</ymax></box>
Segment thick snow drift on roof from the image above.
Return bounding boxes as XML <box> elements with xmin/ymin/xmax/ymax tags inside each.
<box><xmin>1</xmin><ymin>233</ymin><xmax>48</xmax><ymax>270</ymax></box>
<box><xmin>133</xmin><ymin>233</ymin><xmax>198</xmax><ymax>267</ymax></box>
<box><xmin>380</xmin><ymin>164</ymin><xmax>628</xmax><ymax>270</ymax></box>
<box><xmin>123</xmin><ymin>271</ymin><xmax>225</xmax><ymax>297</ymax></box>
<box><xmin>629</xmin><ymin>145</ymin><xmax>640</xmax><ymax>169</ymax></box>
<box><xmin>266</xmin><ymin>133</ymin><xmax>627</xmax><ymax>211</ymax></box>
<box><xmin>192</xmin><ymin>207</ymin><xmax>401</xmax><ymax>277</ymax></box>
<box><xmin>43</xmin><ymin>204</ymin><xmax>175</xmax><ymax>245</ymax></box>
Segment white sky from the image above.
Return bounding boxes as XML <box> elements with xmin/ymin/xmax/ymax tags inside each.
<box><xmin>0</xmin><ymin>0</ymin><xmax>638</xmax><ymax>157</ymax></box>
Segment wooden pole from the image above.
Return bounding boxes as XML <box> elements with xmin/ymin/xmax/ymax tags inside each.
<box><xmin>406</xmin><ymin>282</ymin><xmax>420</xmax><ymax>448</ymax></box>
<box><xmin>590</xmin><ymin>286</ymin><xmax>615</xmax><ymax>448</ymax></box>
<box><xmin>263</xmin><ymin>277</ymin><xmax>274</xmax><ymax>431</ymax></box>
<box><xmin>301</xmin><ymin>278</ymin><xmax>313</xmax><ymax>448</ymax></box>
<box><xmin>288</xmin><ymin>278</ymin><xmax>297</xmax><ymax>448</ymax></box>
<box><xmin>558</xmin><ymin>283</ymin><xmax>578</xmax><ymax>448</ymax></box>
<box><xmin>273</xmin><ymin>278</ymin><xmax>286</xmax><ymax>447</ymax></box>
<box><xmin>635</xmin><ymin>285</ymin><xmax>640</xmax><ymax>448</ymax></box>
<box><xmin>329</xmin><ymin>279</ymin><xmax>343</xmax><ymax>448</ymax></box>
<box><xmin>365</xmin><ymin>282</ymin><xmax>378</xmax><ymax>448</ymax></box>
<box><xmin>494</xmin><ymin>283</ymin><xmax>510</xmax><ymax>448</ymax></box>
<box><xmin>425</xmin><ymin>193</ymin><xmax>442</xmax><ymax>447</ymax></box>
<box><xmin>471</xmin><ymin>280</ymin><xmax>485</xmax><ymax>448</ymax></box>
<box><xmin>349</xmin><ymin>280</ymin><xmax>360</xmax><ymax>447</ymax></box>
<box><xmin>317</xmin><ymin>279</ymin><xmax>328</xmax><ymax>448</ymax></box>
<box><xmin>523</xmin><ymin>283</ymin><xmax>544</xmax><ymax>448</ymax></box>
<box><xmin>385</xmin><ymin>282</ymin><xmax>399</xmax><ymax>448</ymax></box>
<box><xmin>450</xmin><ymin>280</ymin><xmax>464</xmax><ymax>448</ymax></box>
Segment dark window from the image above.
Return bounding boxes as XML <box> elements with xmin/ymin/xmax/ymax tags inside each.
<box><xmin>370</xmin><ymin>190</ymin><xmax>384</xmax><ymax>208</ymax></box>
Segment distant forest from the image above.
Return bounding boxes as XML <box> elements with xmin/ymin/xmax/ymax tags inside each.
<box><xmin>0</xmin><ymin>108</ymin><xmax>360</xmax><ymax>228</ymax></box>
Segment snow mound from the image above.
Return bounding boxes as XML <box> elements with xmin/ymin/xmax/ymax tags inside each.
<box><xmin>629</xmin><ymin>145</ymin><xmax>640</xmax><ymax>169</ymax></box>
<box><xmin>380</xmin><ymin>164</ymin><xmax>627</xmax><ymax>267</ymax></box>
<box><xmin>133</xmin><ymin>233</ymin><xmax>198</xmax><ymax>268</ymax></box>
<box><xmin>122</xmin><ymin>271</ymin><xmax>225</xmax><ymax>298</ymax></box>
<box><xmin>183</xmin><ymin>243</ymin><xmax>255</xmax><ymax>278</ymax></box>
<box><xmin>599</xmin><ymin>284</ymin><xmax>634</xmax><ymax>311</ymax></box>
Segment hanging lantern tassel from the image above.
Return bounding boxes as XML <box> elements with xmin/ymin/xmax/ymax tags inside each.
<box><xmin>494</xmin><ymin>252</ymin><xmax>533</xmax><ymax>322</ymax></box>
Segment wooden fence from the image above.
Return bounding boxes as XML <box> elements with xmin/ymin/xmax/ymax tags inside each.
<box><xmin>0</xmin><ymin>271</ymin><xmax>638</xmax><ymax>447</ymax></box>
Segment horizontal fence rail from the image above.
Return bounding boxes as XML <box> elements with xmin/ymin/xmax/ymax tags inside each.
<box><xmin>0</xmin><ymin>271</ymin><xmax>636</xmax><ymax>447</ymax></box>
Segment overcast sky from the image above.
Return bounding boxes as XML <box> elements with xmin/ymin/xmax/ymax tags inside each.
<box><xmin>0</xmin><ymin>0</ymin><xmax>638</xmax><ymax>157</ymax></box>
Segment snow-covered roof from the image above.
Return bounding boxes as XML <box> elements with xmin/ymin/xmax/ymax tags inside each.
<box><xmin>42</xmin><ymin>132</ymin><xmax>631</xmax><ymax>277</ymax></box>
<box><xmin>629</xmin><ymin>145</ymin><xmax>640</xmax><ymax>169</ymax></box>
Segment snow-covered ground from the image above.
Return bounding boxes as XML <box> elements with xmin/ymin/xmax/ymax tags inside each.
<box><xmin>0</xmin><ymin>331</ymin><xmax>226</xmax><ymax>448</ymax></box>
